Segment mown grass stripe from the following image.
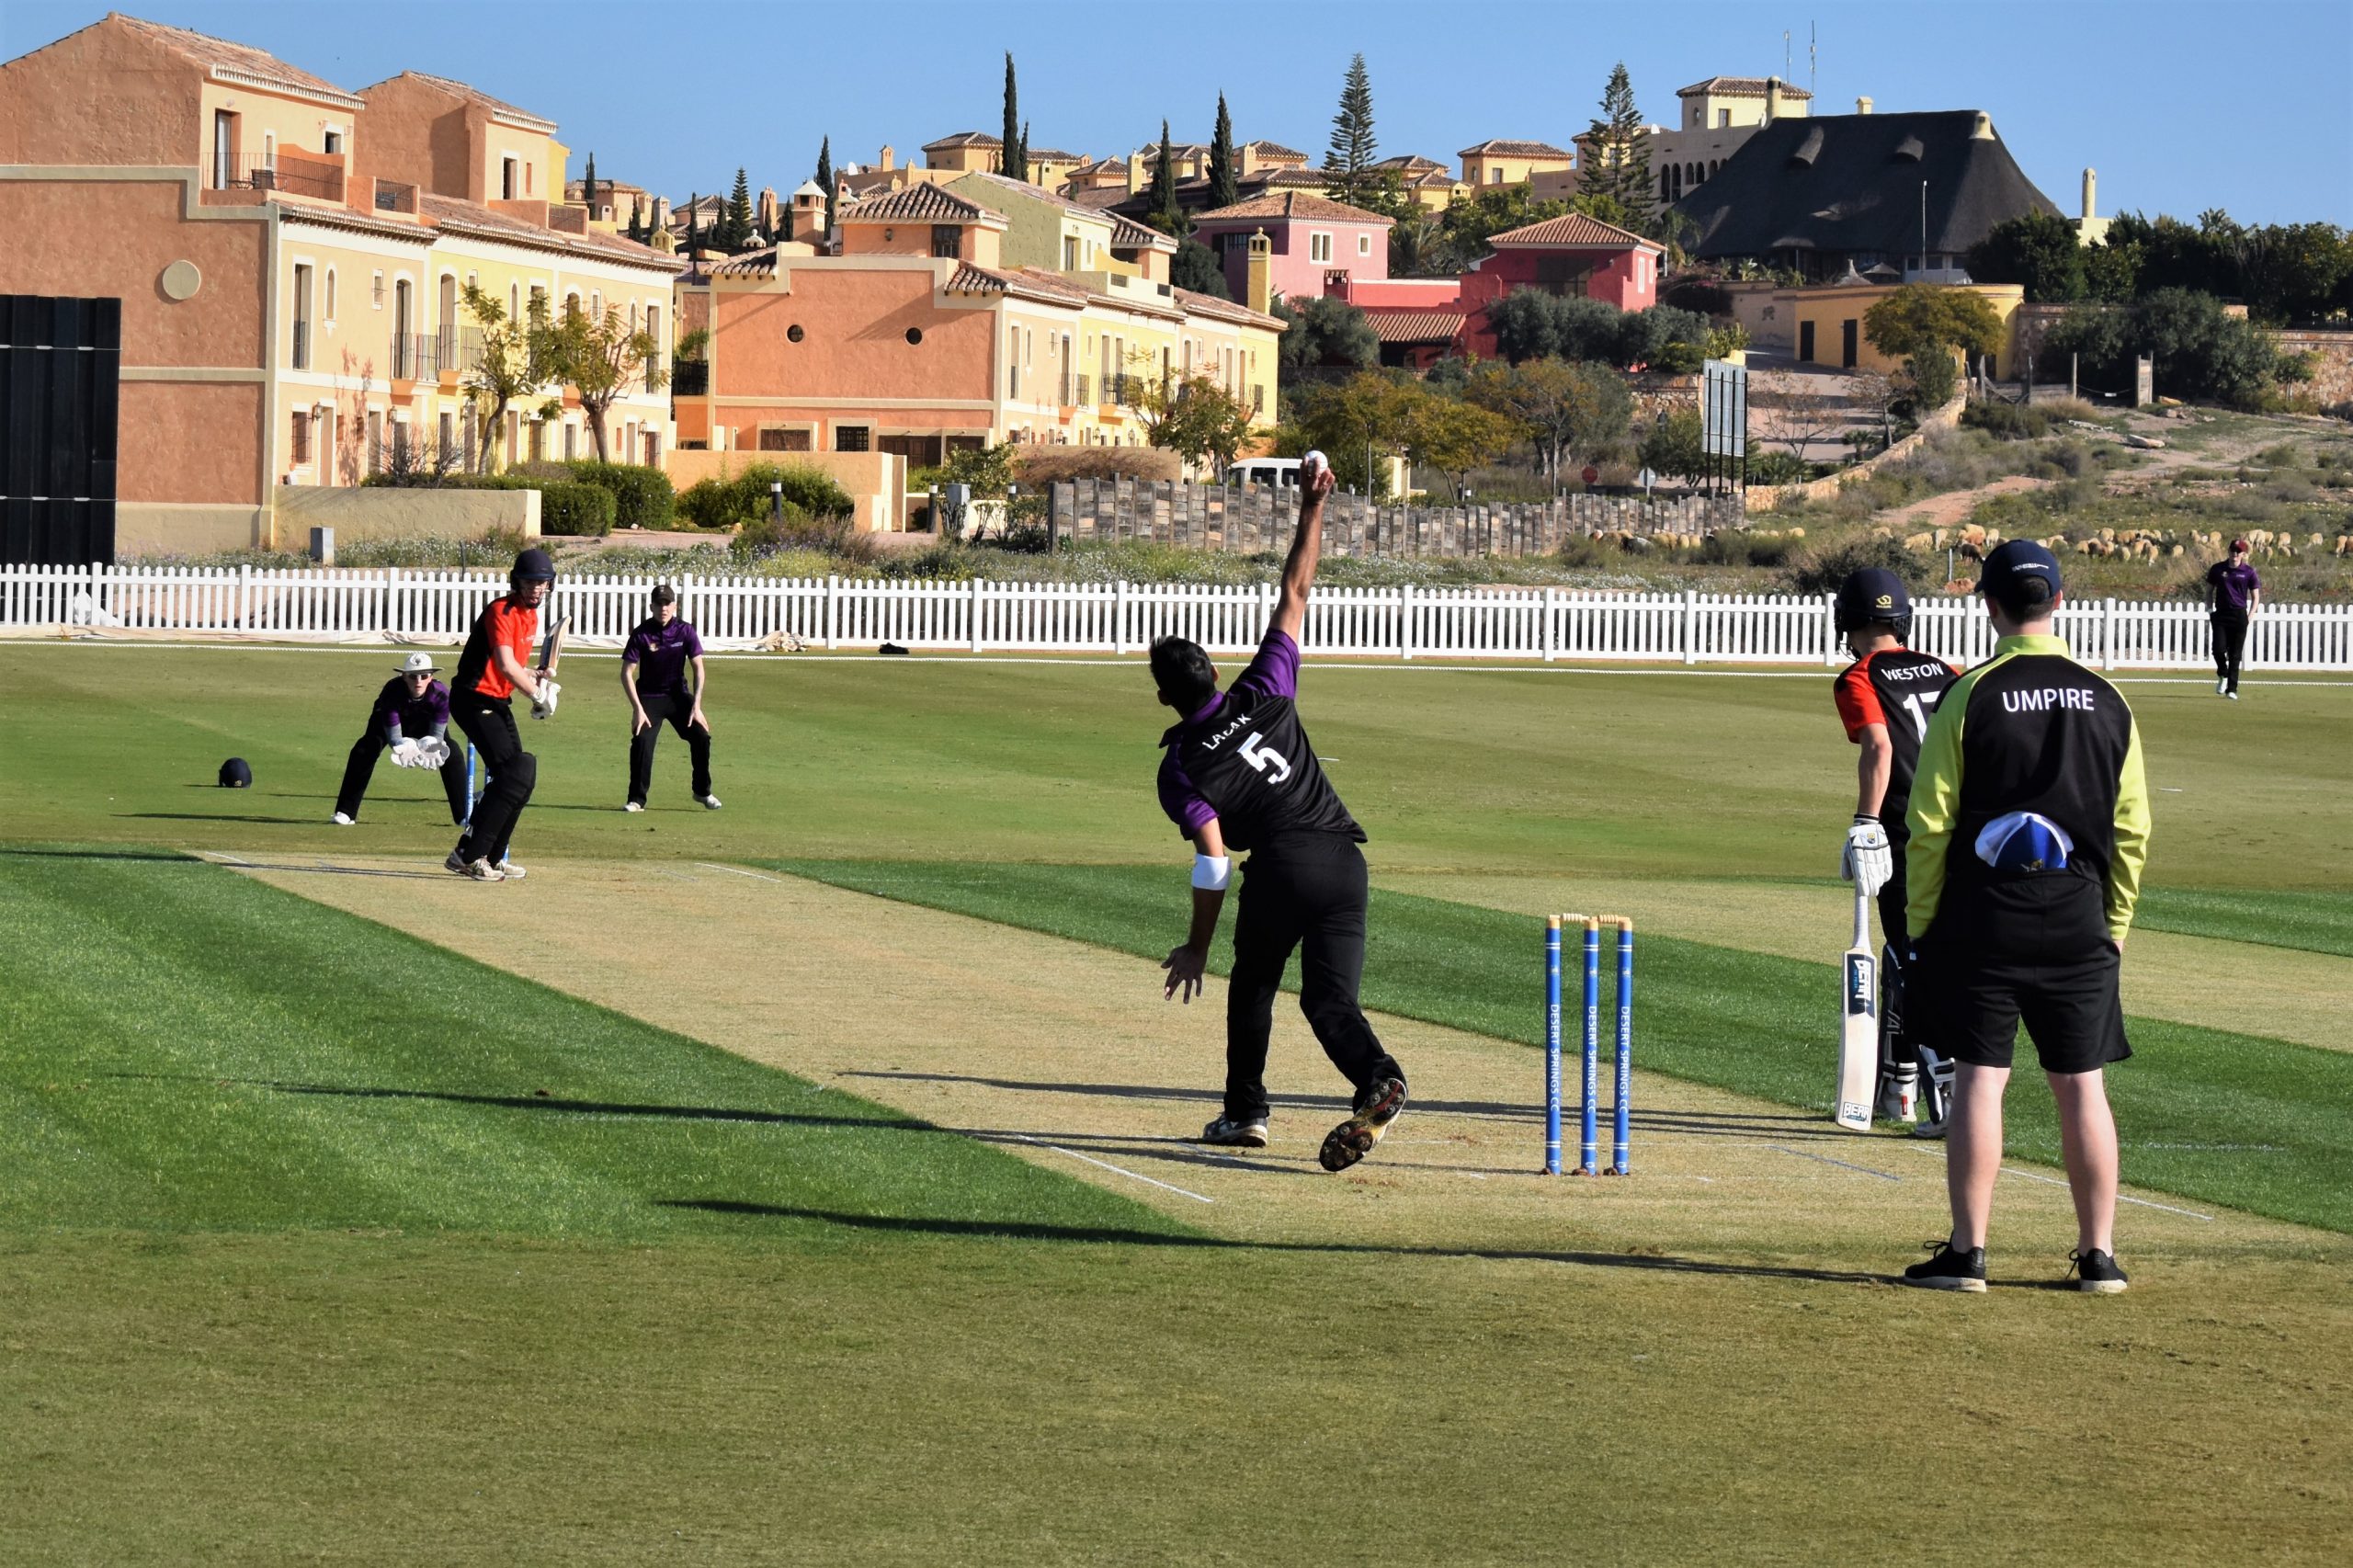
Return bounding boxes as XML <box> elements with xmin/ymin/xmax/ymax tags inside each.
<box><xmin>763</xmin><ymin>858</ymin><xmax>2353</xmax><ymax>1235</ymax></box>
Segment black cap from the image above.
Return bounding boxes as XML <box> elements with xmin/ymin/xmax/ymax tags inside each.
<box><xmin>1836</xmin><ymin>568</ymin><xmax>1911</xmax><ymax>633</ymax></box>
<box><xmin>511</xmin><ymin>547</ymin><xmax>557</xmax><ymax>584</ymax></box>
<box><xmin>219</xmin><ymin>757</ymin><xmax>252</xmax><ymax>788</ymax></box>
<box><xmin>1978</xmin><ymin>540</ymin><xmax>2063</xmax><ymax>607</ymax></box>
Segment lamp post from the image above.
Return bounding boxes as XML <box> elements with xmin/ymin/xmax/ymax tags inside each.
<box><xmin>769</xmin><ymin>481</ymin><xmax>783</xmax><ymax>525</ymax></box>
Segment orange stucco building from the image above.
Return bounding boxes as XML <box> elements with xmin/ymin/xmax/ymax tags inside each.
<box><xmin>0</xmin><ymin>12</ymin><xmax>681</xmax><ymax>556</ymax></box>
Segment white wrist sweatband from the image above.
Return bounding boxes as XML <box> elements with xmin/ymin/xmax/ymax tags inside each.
<box><xmin>1191</xmin><ymin>854</ymin><xmax>1232</xmax><ymax>892</ymax></box>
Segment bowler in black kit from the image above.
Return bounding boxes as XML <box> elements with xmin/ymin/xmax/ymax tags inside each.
<box><xmin>1152</xmin><ymin>457</ymin><xmax>1408</xmax><ymax>1173</ymax></box>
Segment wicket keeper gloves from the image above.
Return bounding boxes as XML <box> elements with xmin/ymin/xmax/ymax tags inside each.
<box><xmin>390</xmin><ymin>739</ymin><xmax>423</xmax><ymax>768</ymax></box>
<box><xmin>413</xmin><ymin>736</ymin><xmax>451</xmax><ymax>767</ymax></box>
<box><xmin>1841</xmin><ymin>815</ymin><xmax>1893</xmax><ymax>895</ymax></box>
<box><xmin>531</xmin><ymin>679</ymin><xmax>561</xmax><ymax>720</ymax></box>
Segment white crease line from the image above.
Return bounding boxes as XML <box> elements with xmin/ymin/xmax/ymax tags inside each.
<box><xmin>1767</xmin><ymin>1142</ymin><xmax>1902</xmax><ymax>1181</ymax></box>
<box><xmin>1011</xmin><ymin>1133</ymin><xmax>1214</xmax><ymax>1203</ymax></box>
<box><xmin>199</xmin><ymin>850</ymin><xmax>251</xmax><ymax>867</ymax></box>
<box><xmin>695</xmin><ymin>862</ymin><xmax>788</xmax><ymax>883</ymax></box>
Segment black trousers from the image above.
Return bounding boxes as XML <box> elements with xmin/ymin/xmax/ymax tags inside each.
<box><xmin>1223</xmin><ymin>835</ymin><xmax>1404</xmax><ymax>1123</ymax></box>
<box><xmin>628</xmin><ymin>689</ymin><xmax>713</xmax><ymax>804</ymax></box>
<box><xmin>335</xmin><ymin>732</ymin><xmax>470</xmax><ymax>824</ymax></box>
<box><xmin>1876</xmin><ymin>829</ymin><xmax>1915</xmax><ymax>1078</ymax></box>
<box><xmin>449</xmin><ymin>692</ymin><xmax>534</xmax><ymax>866</ymax></box>
<box><xmin>2211</xmin><ymin>609</ymin><xmax>2249</xmax><ymax>692</ymax></box>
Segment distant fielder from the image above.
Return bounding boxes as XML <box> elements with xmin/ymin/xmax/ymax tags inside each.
<box><xmin>2206</xmin><ymin>537</ymin><xmax>2261</xmax><ymax>699</ymax></box>
<box><xmin>1153</xmin><ymin>453</ymin><xmax>1408</xmax><ymax>1173</ymax></box>
<box><xmin>333</xmin><ymin>652</ymin><xmax>468</xmax><ymax>828</ymax></box>
<box><xmin>1900</xmin><ymin>541</ymin><xmax>2150</xmax><ymax>1294</ymax></box>
<box><xmin>620</xmin><ymin>584</ymin><xmax>720</xmax><ymax>813</ymax></box>
<box><xmin>445</xmin><ymin>547</ymin><xmax>561</xmax><ymax>883</ymax></box>
<box><xmin>1830</xmin><ymin>568</ymin><xmax>1959</xmax><ymax>1130</ymax></box>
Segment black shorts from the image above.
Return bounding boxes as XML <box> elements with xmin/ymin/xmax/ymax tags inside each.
<box><xmin>1914</xmin><ymin>941</ymin><xmax>2130</xmax><ymax>1074</ymax></box>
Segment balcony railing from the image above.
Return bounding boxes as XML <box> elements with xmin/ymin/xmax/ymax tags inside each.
<box><xmin>1099</xmin><ymin>372</ymin><xmax>1142</xmax><ymax>409</ymax></box>
<box><xmin>233</xmin><ymin>155</ymin><xmax>342</xmax><ymax>202</ymax></box>
<box><xmin>672</xmin><ymin>361</ymin><xmax>709</xmax><ymax>398</ymax></box>
<box><xmin>1061</xmin><ymin>372</ymin><xmax>1091</xmax><ymax>408</ymax></box>
<box><xmin>290</xmin><ymin>319</ymin><xmax>311</xmax><ymax>371</ymax></box>
<box><xmin>373</xmin><ymin>177</ymin><xmax>418</xmax><ymax>214</ymax></box>
<box><xmin>391</xmin><ymin>332</ymin><xmax>438</xmax><ymax>381</ymax></box>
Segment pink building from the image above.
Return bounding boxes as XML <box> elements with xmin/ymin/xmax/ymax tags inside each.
<box><xmin>1331</xmin><ymin>211</ymin><xmax>1662</xmax><ymax>366</ymax></box>
<box><xmin>1189</xmin><ymin>191</ymin><xmax>1392</xmax><ymax>303</ymax></box>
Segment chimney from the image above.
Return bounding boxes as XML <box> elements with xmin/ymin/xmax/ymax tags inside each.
<box><xmin>1765</xmin><ymin>77</ymin><xmax>1784</xmax><ymax>121</ymax></box>
<box><xmin>1971</xmin><ymin>112</ymin><xmax>1995</xmax><ymax>141</ymax></box>
<box><xmin>2082</xmin><ymin>167</ymin><xmax>2097</xmax><ymax>221</ymax></box>
<box><xmin>880</xmin><ymin>144</ymin><xmax>894</xmax><ymax>172</ymax></box>
<box><xmin>1856</xmin><ymin>96</ymin><xmax>1874</xmax><ymax>115</ymax></box>
<box><xmin>1246</xmin><ymin>230</ymin><xmax>1273</xmax><ymax>316</ymax></box>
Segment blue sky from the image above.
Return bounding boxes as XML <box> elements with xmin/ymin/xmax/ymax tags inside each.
<box><xmin>8</xmin><ymin>0</ymin><xmax>2348</xmax><ymax>224</ymax></box>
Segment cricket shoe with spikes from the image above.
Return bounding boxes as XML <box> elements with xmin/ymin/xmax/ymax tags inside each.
<box><xmin>1318</xmin><ymin>1076</ymin><xmax>1407</xmax><ymax>1173</ymax></box>
<box><xmin>1199</xmin><ymin>1116</ymin><xmax>1268</xmax><ymax>1148</ymax></box>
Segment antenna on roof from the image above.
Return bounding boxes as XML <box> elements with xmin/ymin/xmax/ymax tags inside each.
<box><xmin>1783</xmin><ymin>28</ymin><xmax>1790</xmax><ymax>82</ymax></box>
<box><xmin>1810</xmin><ymin>21</ymin><xmax>1817</xmax><ymax>98</ymax></box>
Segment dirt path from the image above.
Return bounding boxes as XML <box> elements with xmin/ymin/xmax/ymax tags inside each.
<box><xmin>1877</xmin><ymin>472</ymin><xmax>2052</xmax><ymax>534</ymax></box>
<box><xmin>221</xmin><ymin>851</ymin><xmax>2309</xmax><ymax>1270</ymax></box>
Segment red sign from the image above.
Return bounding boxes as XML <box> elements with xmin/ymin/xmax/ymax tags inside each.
<box><xmin>1581</xmin><ymin>466</ymin><xmax>1599</xmax><ymax>486</ymax></box>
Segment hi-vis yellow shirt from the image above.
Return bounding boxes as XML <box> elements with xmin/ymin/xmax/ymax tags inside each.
<box><xmin>1906</xmin><ymin>634</ymin><xmax>2152</xmax><ymax>944</ymax></box>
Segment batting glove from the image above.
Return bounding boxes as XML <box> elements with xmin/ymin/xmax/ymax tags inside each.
<box><xmin>1841</xmin><ymin>816</ymin><xmax>1893</xmax><ymax>897</ymax></box>
<box><xmin>531</xmin><ymin>679</ymin><xmax>561</xmax><ymax>720</ymax></box>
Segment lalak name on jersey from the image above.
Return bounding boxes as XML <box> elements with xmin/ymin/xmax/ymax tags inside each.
<box><xmin>2003</xmin><ymin>687</ymin><xmax>2099</xmax><ymax>713</ymax></box>
<box><xmin>1199</xmin><ymin>710</ymin><xmax>1295</xmax><ymax>785</ymax></box>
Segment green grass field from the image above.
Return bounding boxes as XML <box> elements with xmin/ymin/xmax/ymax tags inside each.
<box><xmin>3</xmin><ymin>644</ymin><xmax>2348</xmax><ymax>1562</ymax></box>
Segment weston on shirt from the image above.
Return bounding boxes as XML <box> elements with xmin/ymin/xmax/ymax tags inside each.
<box><xmin>1832</xmin><ymin>647</ymin><xmax>1961</xmax><ymax>824</ymax></box>
<box><xmin>369</xmin><ymin>676</ymin><xmax>452</xmax><ymax>741</ymax></box>
<box><xmin>454</xmin><ymin>597</ymin><xmax>540</xmax><ymax>701</ymax></box>
<box><xmin>1157</xmin><ymin>630</ymin><xmax>1363</xmax><ymax>852</ymax></box>
<box><xmin>623</xmin><ymin>617</ymin><xmax>705</xmax><ymax>695</ymax></box>
<box><xmin>1905</xmin><ymin>633</ymin><xmax>2152</xmax><ymax>945</ymax></box>
<box><xmin>2208</xmin><ymin>561</ymin><xmax>2262</xmax><ymax>612</ymax></box>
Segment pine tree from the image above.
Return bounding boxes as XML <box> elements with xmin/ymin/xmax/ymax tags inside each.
<box><xmin>1583</xmin><ymin>62</ymin><xmax>1654</xmax><ymax>230</ymax></box>
<box><xmin>1001</xmin><ymin>53</ymin><xmax>1026</xmax><ymax>182</ymax></box>
<box><xmin>724</xmin><ymin>167</ymin><xmax>755</xmax><ymax>251</ymax></box>
<box><xmin>816</xmin><ymin>137</ymin><xmax>835</xmax><ymax>244</ymax></box>
<box><xmin>1325</xmin><ymin>52</ymin><xmax>1377</xmax><ymax>203</ymax></box>
<box><xmin>627</xmin><ymin>195</ymin><xmax>643</xmax><ymax>243</ymax></box>
<box><xmin>1208</xmin><ymin>93</ymin><xmax>1240</xmax><ymax>210</ymax></box>
<box><xmin>1147</xmin><ymin>120</ymin><xmax>1186</xmax><ymax>236</ymax></box>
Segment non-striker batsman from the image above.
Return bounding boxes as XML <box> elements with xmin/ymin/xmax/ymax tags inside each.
<box><xmin>1152</xmin><ymin>455</ymin><xmax>1408</xmax><ymax>1173</ymax></box>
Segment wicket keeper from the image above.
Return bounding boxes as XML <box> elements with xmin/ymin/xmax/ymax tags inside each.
<box><xmin>333</xmin><ymin>652</ymin><xmax>468</xmax><ymax>827</ymax></box>
<box><xmin>445</xmin><ymin>547</ymin><xmax>560</xmax><ymax>883</ymax></box>
<box><xmin>1153</xmin><ymin>454</ymin><xmax>1408</xmax><ymax>1173</ymax></box>
<box><xmin>620</xmin><ymin>584</ymin><xmax>720</xmax><ymax>812</ymax></box>
<box><xmin>1830</xmin><ymin>568</ymin><xmax>1959</xmax><ymax>1129</ymax></box>
<box><xmin>1900</xmin><ymin>541</ymin><xmax>2150</xmax><ymax>1294</ymax></box>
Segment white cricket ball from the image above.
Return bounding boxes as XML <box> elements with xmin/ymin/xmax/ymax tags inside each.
<box><xmin>1302</xmin><ymin>449</ymin><xmax>1328</xmax><ymax>478</ymax></box>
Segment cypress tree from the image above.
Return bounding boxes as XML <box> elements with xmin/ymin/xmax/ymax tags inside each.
<box><xmin>627</xmin><ymin>195</ymin><xmax>643</xmax><ymax>243</ymax></box>
<box><xmin>582</xmin><ymin>150</ymin><xmax>597</xmax><ymax>215</ymax></box>
<box><xmin>816</xmin><ymin>136</ymin><xmax>835</xmax><ymax>244</ymax></box>
<box><xmin>685</xmin><ymin>192</ymin><xmax>701</xmax><ymax>257</ymax></box>
<box><xmin>1208</xmin><ymin>93</ymin><xmax>1240</xmax><ymax>210</ymax></box>
<box><xmin>1147</xmin><ymin>120</ymin><xmax>1186</xmax><ymax>236</ymax></box>
<box><xmin>1001</xmin><ymin>53</ymin><xmax>1026</xmax><ymax>182</ymax></box>
<box><xmin>724</xmin><ymin>167</ymin><xmax>755</xmax><ymax>251</ymax></box>
<box><xmin>1325</xmin><ymin>52</ymin><xmax>1377</xmax><ymax>203</ymax></box>
<box><xmin>1019</xmin><ymin>119</ymin><xmax>1031</xmax><ymax>184</ymax></box>
<box><xmin>1585</xmin><ymin>62</ymin><xmax>1654</xmax><ymax>228</ymax></box>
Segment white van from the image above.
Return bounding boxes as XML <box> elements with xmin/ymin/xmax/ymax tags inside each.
<box><xmin>1225</xmin><ymin>458</ymin><xmax>1302</xmax><ymax>489</ymax></box>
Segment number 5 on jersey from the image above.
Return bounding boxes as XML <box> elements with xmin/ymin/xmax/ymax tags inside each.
<box><xmin>1239</xmin><ymin>732</ymin><xmax>1292</xmax><ymax>784</ymax></box>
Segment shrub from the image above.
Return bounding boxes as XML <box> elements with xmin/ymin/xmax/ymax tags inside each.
<box><xmin>1746</xmin><ymin>450</ymin><xmax>1815</xmax><ymax>485</ymax></box>
<box><xmin>677</xmin><ymin>462</ymin><xmax>854</xmax><ymax>529</ymax></box>
<box><xmin>1012</xmin><ymin>446</ymin><xmax>1182</xmax><ymax>485</ymax></box>
<box><xmin>538</xmin><ymin>481</ymin><xmax>617</xmax><ymax>537</ymax></box>
<box><xmin>730</xmin><ymin>505</ymin><xmax>876</xmax><ymax>565</ymax></box>
<box><xmin>1961</xmin><ymin>401</ymin><xmax>2055</xmax><ymax>440</ymax></box>
<box><xmin>563</xmin><ymin>460</ymin><xmax>675</xmax><ymax>528</ymax></box>
<box><xmin>1785</xmin><ymin>533</ymin><xmax>1930</xmax><ymax>596</ymax></box>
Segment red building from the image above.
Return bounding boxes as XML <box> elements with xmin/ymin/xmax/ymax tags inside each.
<box><xmin>1334</xmin><ymin>211</ymin><xmax>1662</xmax><ymax>367</ymax></box>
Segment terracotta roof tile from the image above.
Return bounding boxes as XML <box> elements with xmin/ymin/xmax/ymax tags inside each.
<box><xmin>113</xmin><ymin>14</ymin><xmax>360</xmax><ymax>107</ymax></box>
<box><xmin>1192</xmin><ymin>190</ymin><xmax>1393</xmax><ymax>226</ymax></box>
<box><xmin>1486</xmin><ymin>211</ymin><xmax>1661</xmax><ymax>250</ymax></box>
<box><xmin>1363</xmin><ymin>310</ymin><xmax>1467</xmax><ymax>343</ymax></box>
<box><xmin>1245</xmin><ymin>140</ymin><xmax>1309</xmax><ymax>162</ymax></box>
<box><xmin>1172</xmin><ymin>288</ymin><xmax>1284</xmax><ymax>330</ymax></box>
<box><xmin>1677</xmin><ymin>75</ymin><xmax>1813</xmax><ymax>99</ymax></box>
<box><xmin>419</xmin><ymin>194</ymin><xmax>684</xmax><ymax>269</ymax></box>
<box><xmin>708</xmin><ymin>247</ymin><xmax>780</xmax><ymax>278</ymax></box>
<box><xmin>1457</xmin><ymin>138</ymin><xmax>1574</xmax><ymax>159</ymax></box>
<box><xmin>1108</xmin><ymin>212</ymin><xmax>1176</xmax><ymax>251</ymax></box>
<box><xmin>838</xmin><ymin>184</ymin><xmax>1006</xmax><ymax>224</ymax></box>
<box><xmin>923</xmin><ymin>131</ymin><xmax>1003</xmax><ymax>150</ymax></box>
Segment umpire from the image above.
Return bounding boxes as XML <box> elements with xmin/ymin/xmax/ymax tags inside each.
<box><xmin>1153</xmin><ymin>455</ymin><xmax>1408</xmax><ymax>1174</ymax></box>
<box><xmin>1900</xmin><ymin>540</ymin><xmax>2152</xmax><ymax>1294</ymax></box>
<box><xmin>445</xmin><ymin>548</ymin><xmax>559</xmax><ymax>883</ymax></box>
<box><xmin>620</xmin><ymin>584</ymin><xmax>720</xmax><ymax>812</ymax></box>
<box><xmin>333</xmin><ymin>652</ymin><xmax>468</xmax><ymax>826</ymax></box>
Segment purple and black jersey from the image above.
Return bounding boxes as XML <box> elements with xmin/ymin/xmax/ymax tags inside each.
<box><xmin>1156</xmin><ymin>630</ymin><xmax>1363</xmax><ymax>851</ymax></box>
<box><xmin>2208</xmin><ymin>561</ymin><xmax>2261</xmax><ymax>612</ymax></box>
<box><xmin>623</xmin><ymin>616</ymin><xmax>704</xmax><ymax>695</ymax></box>
<box><xmin>369</xmin><ymin>676</ymin><xmax>451</xmax><ymax>743</ymax></box>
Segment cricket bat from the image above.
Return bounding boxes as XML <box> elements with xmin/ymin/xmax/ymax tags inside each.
<box><xmin>1835</xmin><ymin>883</ymin><xmax>1879</xmax><ymax>1132</ymax></box>
<box><xmin>537</xmin><ymin>612</ymin><xmax>570</xmax><ymax>676</ymax></box>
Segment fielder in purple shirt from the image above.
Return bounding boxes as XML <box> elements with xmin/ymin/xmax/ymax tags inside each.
<box><xmin>620</xmin><ymin>584</ymin><xmax>720</xmax><ymax>812</ymax></box>
<box><xmin>1153</xmin><ymin>454</ymin><xmax>1407</xmax><ymax>1174</ymax></box>
<box><xmin>2206</xmin><ymin>540</ymin><xmax>2263</xmax><ymax>699</ymax></box>
<box><xmin>333</xmin><ymin>652</ymin><xmax>468</xmax><ymax>826</ymax></box>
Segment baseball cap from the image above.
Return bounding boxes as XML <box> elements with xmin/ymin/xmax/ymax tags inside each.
<box><xmin>397</xmin><ymin>652</ymin><xmax>438</xmax><ymax>675</ymax></box>
<box><xmin>1835</xmin><ymin>567</ymin><xmax>1911</xmax><ymax>633</ymax></box>
<box><xmin>2231</xmin><ymin>537</ymin><xmax>2250</xmax><ymax>553</ymax></box>
<box><xmin>1977</xmin><ymin>540</ymin><xmax>2063</xmax><ymax>605</ymax></box>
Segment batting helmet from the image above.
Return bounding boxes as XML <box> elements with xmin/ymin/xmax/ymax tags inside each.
<box><xmin>510</xmin><ymin>547</ymin><xmax>558</xmax><ymax>589</ymax></box>
<box><xmin>218</xmin><ymin>757</ymin><xmax>252</xmax><ymax>788</ymax></box>
<box><xmin>1835</xmin><ymin>568</ymin><xmax>1913</xmax><ymax>640</ymax></box>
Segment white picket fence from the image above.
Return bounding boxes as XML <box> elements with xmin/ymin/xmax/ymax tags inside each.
<box><xmin>4</xmin><ymin>562</ymin><xmax>2348</xmax><ymax>671</ymax></box>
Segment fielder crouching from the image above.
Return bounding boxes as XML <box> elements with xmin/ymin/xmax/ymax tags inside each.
<box><xmin>445</xmin><ymin>548</ymin><xmax>561</xmax><ymax>883</ymax></box>
<box><xmin>333</xmin><ymin>652</ymin><xmax>468</xmax><ymax>827</ymax></box>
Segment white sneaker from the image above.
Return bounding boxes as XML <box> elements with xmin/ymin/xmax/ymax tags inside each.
<box><xmin>331</xmin><ymin>812</ymin><xmax>355</xmax><ymax>826</ymax></box>
<box><xmin>495</xmin><ymin>859</ymin><xmax>526</xmax><ymax>881</ymax></box>
<box><xmin>2217</xmin><ymin>679</ymin><xmax>2228</xmax><ymax>695</ymax></box>
<box><xmin>623</xmin><ymin>801</ymin><xmax>644</xmax><ymax>813</ymax></box>
<box><xmin>446</xmin><ymin>851</ymin><xmax>503</xmax><ymax>882</ymax></box>
<box><xmin>2226</xmin><ymin>690</ymin><xmax>2239</xmax><ymax>701</ymax></box>
<box><xmin>699</xmin><ymin>795</ymin><xmax>722</xmax><ymax>811</ymax></box>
